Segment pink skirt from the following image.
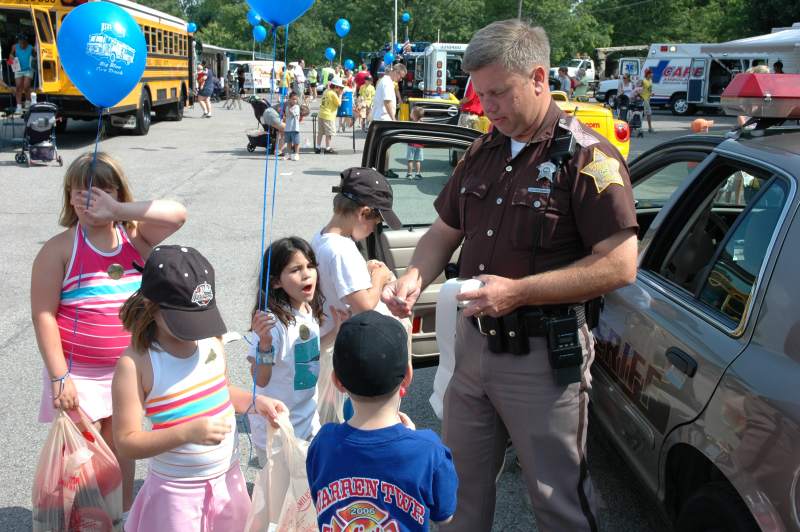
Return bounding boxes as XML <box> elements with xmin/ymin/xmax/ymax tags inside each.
<box><xmin>38</xmin><ymin>362</ymin><xmax>115</xmax><ymax>423</ymax></box>
<box><xmin>125</xmin><ymin>462</ymin><xmax>251</xmax><ymax>532</ymax></box>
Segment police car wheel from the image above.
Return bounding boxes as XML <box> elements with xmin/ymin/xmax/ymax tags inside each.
<box><xmin>675</xmin><ymin>481</ymin><xmax>759</xmax><ymax>532</ymax></box>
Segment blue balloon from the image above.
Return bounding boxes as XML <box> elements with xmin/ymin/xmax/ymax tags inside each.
<box><xmin>395</xmin><ymin>43</ymin><xmax>403</xmax><ymax>53</ymax></box>
<box><xmin>325</xmin><ymin>47</ymin><xmax>336</xmax><ymax>61</ymax></box>
<box><xmin>253</xmin><ymin>25</ymin><xmax>267</xmax><ymax>42</ymax></box>
<box><xmin>344</xmin><ymin>59</ymin><xmax>355</xmax><ymax>70</ymax></box>
<box><xmin>402</xmin><ymin>12</ymin><xmax>411</xmax><ymax>23</ymax></box>
<box><xmin>246</xmin><ymin>10</ymin><xmax>261</xmax><ymax>26</ymax></box>
<box><xmin>57</xmin><ymin>2</ymin><xmax>146</xmax><ymax>108</ymax></box>
<box><xmin>383</xmin><ymin>52</ymin><xmax>395</xmax><ymax>65</ymax></box>
<box><xmin>187</xmin><ymin>22</ymin><xmax>197</xmax><ymax>33</ymax></box>
<box><xmin>335</xmin><ymin>18</ymin><xmax>350</xmax><ymax>38</ymax></box>
<box><xmin>246</xmin><ymin>0</ymin><xmax>314</xmax><ymax>27</ymax></box>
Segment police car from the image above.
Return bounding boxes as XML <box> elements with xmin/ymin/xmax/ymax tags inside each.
<box><xmin>591</xmin><ymin>73</ymin><xmax>800</xmax><ymax>532</ymax></box>
<box><xmin>363</xmin><ymin>72</ymin><xmax>800</xmax><ymax>531</ymax></box>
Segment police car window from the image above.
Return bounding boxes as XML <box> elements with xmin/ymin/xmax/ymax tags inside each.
<box><xmin>698</xmin><ymin>179</ymin><xmax>787</xmax><ymax>327</ymax></box>
<box><xmin>633</xmin><ymin>160</ymin><xmax>699</xmax><ymax>208</ymax></box>
<box><xmin>382</xmin><ymin>142</ymin><xmax>459</xmax><ymax>226</ymax></box>
<box><xmin>654</xmin><ymin>164</ymin><xmax>772</xmax><ymax>299</ymax></box>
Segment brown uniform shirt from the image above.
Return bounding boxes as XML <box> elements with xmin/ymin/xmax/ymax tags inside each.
<box><xmin>434</xmin><ymin>100</ymin><xmax>638</xmax><ymax>279</ymax></box>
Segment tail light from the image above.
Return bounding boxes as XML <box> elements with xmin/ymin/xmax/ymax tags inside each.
<box><xmin>412</xmin><ymin>316</ymin><xmax>421</xmax><ymax>334</ymax></box>
<box><xmin>614</xmin><ymin>121</ymin><xmax>630</xmax><ymax>143</ymax></box>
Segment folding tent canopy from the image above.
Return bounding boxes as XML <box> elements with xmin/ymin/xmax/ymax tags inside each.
<box><xmin>701</xmin><ymin>23</ymin><xmax>800</xmax><ymax>73</ymax></box>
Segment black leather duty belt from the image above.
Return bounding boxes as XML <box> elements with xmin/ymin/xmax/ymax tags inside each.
<box><xmin>470</xmin><ymin>304</ymin><xmax>586</xmax><ymax>338</ymax></box>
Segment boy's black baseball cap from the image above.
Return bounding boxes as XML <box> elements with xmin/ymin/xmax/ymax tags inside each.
<box><xmin>136</xmin><ymin>245</ymin><xmax>227</xmax><ymax>341</ymax></box>
<box><xmin>334</xmin><ymin>311</ymin><xmax>408</xmax><ymax>397</ymax></box>
<box><xmin>333</xmin><ymin>167</ymin><xmax>403</xmax><ymax>229</ymax></box>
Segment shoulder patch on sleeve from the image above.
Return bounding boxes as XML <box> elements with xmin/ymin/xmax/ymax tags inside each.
<box><xmin>580</xmin><ymin>148</ymin><xmax>624</xmax><ymax>193</ymax></box>
<box><xmin>567</xmin><ymin>117</ymin><xmax>600</xmax><ymax>148</ymax></box>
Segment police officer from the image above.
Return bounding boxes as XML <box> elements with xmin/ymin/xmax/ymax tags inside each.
<box><xmin>383</xmin><ymin>20</ymin><xmax>638</xmax><ymax>532</ymax></box>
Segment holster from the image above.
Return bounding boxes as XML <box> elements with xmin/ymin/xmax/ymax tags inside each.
<box><xmin>481</xmin><ymin>313</ymin><xmax>531</xmax><ymax>355</ymax></box>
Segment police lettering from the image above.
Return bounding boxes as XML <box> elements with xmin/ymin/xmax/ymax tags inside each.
<box><xmin>593</xmin><ymin>321</ymin><xmax>670</xmax><ymax>433</ymax></box>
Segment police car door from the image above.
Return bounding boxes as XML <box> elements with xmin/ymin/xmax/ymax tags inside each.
<box><xmin>593</xmin><ymin>139</ymin><xmax>794</xmax><ymax>494</ymax></box>
<box><xmin>362</xmin><ymin>121</ymin><xmax>480</xmax><ymax>367</ymax></box>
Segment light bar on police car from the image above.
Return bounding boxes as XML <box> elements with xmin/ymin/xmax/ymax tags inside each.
<box><xmin>721</xmin><ymin>73</ymin><xmax>800</xmax><ymax>119</ymax></box>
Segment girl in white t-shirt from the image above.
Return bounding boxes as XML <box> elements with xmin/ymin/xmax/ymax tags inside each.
<box><xmin>247</xmin><ymin>237</ymin><xmax>344</xmax><ymax>465</ymax></box>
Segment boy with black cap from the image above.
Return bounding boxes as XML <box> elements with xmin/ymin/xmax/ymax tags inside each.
<box><xmin>306</xmin><ymin>311</ymin><xmax>457</xmax><ymax>530</ymax></box>
<box><xmin>312</xmin><ymin>167</ymin><xmax>406</xmax><ymax>422</ymax></box>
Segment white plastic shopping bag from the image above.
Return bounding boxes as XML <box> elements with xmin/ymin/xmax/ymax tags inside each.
<box><xmin>246</xmin><ymin>412</ymin><xmax>318</xmax><ymax>532</ymax></box>
<box><xmin>32</xmin><ymin>409</ymin><xmax>123</xmax><ymax>532</ymax></box>
<box><xmin>316</xmin><ymin>344</ymin><xmax>345</xmax><ymax>425</ymax></box>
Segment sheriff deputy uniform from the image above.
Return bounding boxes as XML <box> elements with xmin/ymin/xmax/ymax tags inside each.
<box><xmin>435</xmin><ymin>100</ymin><xmax>638</xmax><ymax>532</ymax></box>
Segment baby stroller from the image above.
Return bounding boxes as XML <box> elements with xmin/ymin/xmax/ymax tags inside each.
<box><xmin>615</xmin><ymin>94</ymin><xmax>645</xmax><ymax>137</ymax></box>
<box><xmin>245</xmin><ymin>97</ymin><xmax>281</xmax><ymax>153</ymax></box>
<box><xmin>15</xmin><ymin>102</ymin><xmax>63</xmax><ymax>167</ymax></box>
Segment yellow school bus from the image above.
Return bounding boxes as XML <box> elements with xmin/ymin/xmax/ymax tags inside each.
<box><xmin>0</xmin><ymin>0</ymin><xmax>191</xmax><ymax>135</ymax></box>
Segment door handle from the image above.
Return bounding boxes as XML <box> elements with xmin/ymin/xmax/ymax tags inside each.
<box><xmin>666</xmin><ymin>347</ymin><xmax>697</xmax><ymax>378</ymax></box>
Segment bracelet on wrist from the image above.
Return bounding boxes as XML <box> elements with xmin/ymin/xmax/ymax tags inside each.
<box><xmin>255</xmin><ymin>345</ymin><xmax>275</xmax><ymax>365</ymax></box>
<box><xmin>50</xmin><ymin>370</ymin><xmax>70</xmax><ymax>383</ymax></box>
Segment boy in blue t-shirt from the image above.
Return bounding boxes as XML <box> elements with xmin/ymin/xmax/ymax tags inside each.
<box><xmin>306</xmin><ymin>311</ymin><xmax>457</xmax><ymax>531</ymax></box>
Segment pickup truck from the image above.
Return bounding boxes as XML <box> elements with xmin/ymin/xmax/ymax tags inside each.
<box><xmin>550</xmin><ymin>57</ymin><xmax>596</xmax><ymax>82</ymax></box>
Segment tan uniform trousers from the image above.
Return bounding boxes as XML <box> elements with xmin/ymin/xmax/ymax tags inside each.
<box><xmin>440</xmin><ymin>312</ymin><xmax>598</xmax><ymax>532</ymax></box>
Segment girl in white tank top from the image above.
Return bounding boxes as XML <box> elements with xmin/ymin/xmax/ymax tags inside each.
<box><xmin>112</xmin><ymin>246</ymin><xmax>287</xmax><ymax>531</ymax></box>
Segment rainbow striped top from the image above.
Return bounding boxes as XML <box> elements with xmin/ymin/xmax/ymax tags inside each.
<box><xmin>56</xmin><ymin>224</ymin><xmax>143</xmax><ymax>366</ymax></box>
<box><xmin>145</xmin><ymin>338</ymin><xmax>238</xmax><ymax>480</ymax></box>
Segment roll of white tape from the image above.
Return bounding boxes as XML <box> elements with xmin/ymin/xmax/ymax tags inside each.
<box><xmin>430</xmin><ymin>278</ymin><xmax>484</xmax><ymax>419</ymax></box>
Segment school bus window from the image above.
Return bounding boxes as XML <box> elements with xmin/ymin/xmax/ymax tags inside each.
<box><xmin>165</xmin><ymin>32</ymin><xmax>171</xmax><ymax>55</ymax></box>
<box><xmin>143</xmin><ymin>27</ymin><xmax>151</xmax><ymax>52</ymax></box>
<box><xmin>156</xmin><ymin>29</ymin><xmax>163</xmax><ymax>53</ymax></box>
<box><xmin>35</xmin><ymin>11</ymin><xmax>54</xmax><ymax>43</ymax></box>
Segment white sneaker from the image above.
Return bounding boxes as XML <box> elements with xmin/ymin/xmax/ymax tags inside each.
<box><xmin>15</xmin><ymin>105</ymin><xmax>22</xmax><ymax>114</ymax></box>
<box><xmin>292</xmin><ymin>153</ymin><xmax>300</xmax><ymax>161</ymax></box>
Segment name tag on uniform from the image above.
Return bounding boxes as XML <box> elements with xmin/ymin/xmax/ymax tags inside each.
<box><xmin>527</xmin><ymin>187</ymin><xmax>550</xmax><ymax>194</ymax></box>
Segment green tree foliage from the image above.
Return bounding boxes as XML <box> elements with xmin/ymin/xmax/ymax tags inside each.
<box><xmin>134</xmin><ymin>0</ymin><xmax>794</xmax><ymax>67</ymax></box>
<box><xmin>135</xmin><ymin>0</ymin><xmax>185</xmax><ymax>19</ymax></box>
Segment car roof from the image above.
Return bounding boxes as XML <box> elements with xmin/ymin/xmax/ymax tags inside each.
<box><xmin>738</xmin><ymin>129</ymin><xmax>800</xmax><ymax>156</ymax></box>
<box><xmin>631</xmin><ymin>129</ymin><xmax>800</xmax><ymax>174</ymax></box>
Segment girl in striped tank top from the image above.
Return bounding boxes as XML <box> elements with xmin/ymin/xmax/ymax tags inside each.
<box><xmin>31</xmin><ymin>152</ymin><xmax>187</xmax><ymax>514</ymax></box>
<box><xmin>113</xmin><ymin>246</ymin><xmax>287</xmax><ymax>532</ymax></box>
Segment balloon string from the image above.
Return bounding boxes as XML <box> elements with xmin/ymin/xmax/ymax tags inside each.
<box><xmin>263</xmin><ymin>24</ymin><xmax>288</xmax><ymax>297</ymax></box>
<box><xmin>64</xmin><ymin>107</ymin><xmax>105</xmax><ymax>385</ymax></box>
<box><xmin>255</xmin><ymin>31</ymin><xmax>279</xmax><ymax>316</ymax></box>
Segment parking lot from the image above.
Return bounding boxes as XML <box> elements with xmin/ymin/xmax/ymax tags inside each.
<box><xmin>0</xmin><ymin>100</ymin><xmax>737</xmax><ymax>531</ymax></box>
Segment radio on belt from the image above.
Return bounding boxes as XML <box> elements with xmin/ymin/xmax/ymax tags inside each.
<box><xmin>546</xmin><ymin>315</ymin><xmax>583</xmax><ymax>385</ymax></box>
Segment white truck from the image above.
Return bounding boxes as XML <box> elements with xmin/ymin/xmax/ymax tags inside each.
<box><xmin>550</xmin><ymin>57</ymin><xmax>596</xmax><ymax>82</ymax></box>
<box><xmin>594</xmin><ymin>43</ymin><xmax>769</xmax><ymax>115</ymax></box>
<box><xmin>422</xmin><ymin>43</ymin><xmax>468</xmax><ymax>98</ymax></box>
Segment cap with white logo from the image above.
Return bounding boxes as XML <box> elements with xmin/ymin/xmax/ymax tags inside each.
<box><xmin>137</xmin><ymin>245</ymin><xmax>227</xmax><ymax>341</ymax></box>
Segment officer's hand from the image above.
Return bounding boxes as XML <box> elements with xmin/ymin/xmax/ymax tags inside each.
<box><xmin>381</xmin><ymin>273</ymin><xmax>421</xmax><ymax>318</ymax></box>
<box><xmin>458</xmin><ymin>275</ymin><xmax>521</xmax><ymax>318</ymax></box>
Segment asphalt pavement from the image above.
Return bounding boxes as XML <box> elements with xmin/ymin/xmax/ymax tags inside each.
<box><xmin>0</xmin><ymin>98</ymin><xmax>736</xmax><ymax>531</ymax></box>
